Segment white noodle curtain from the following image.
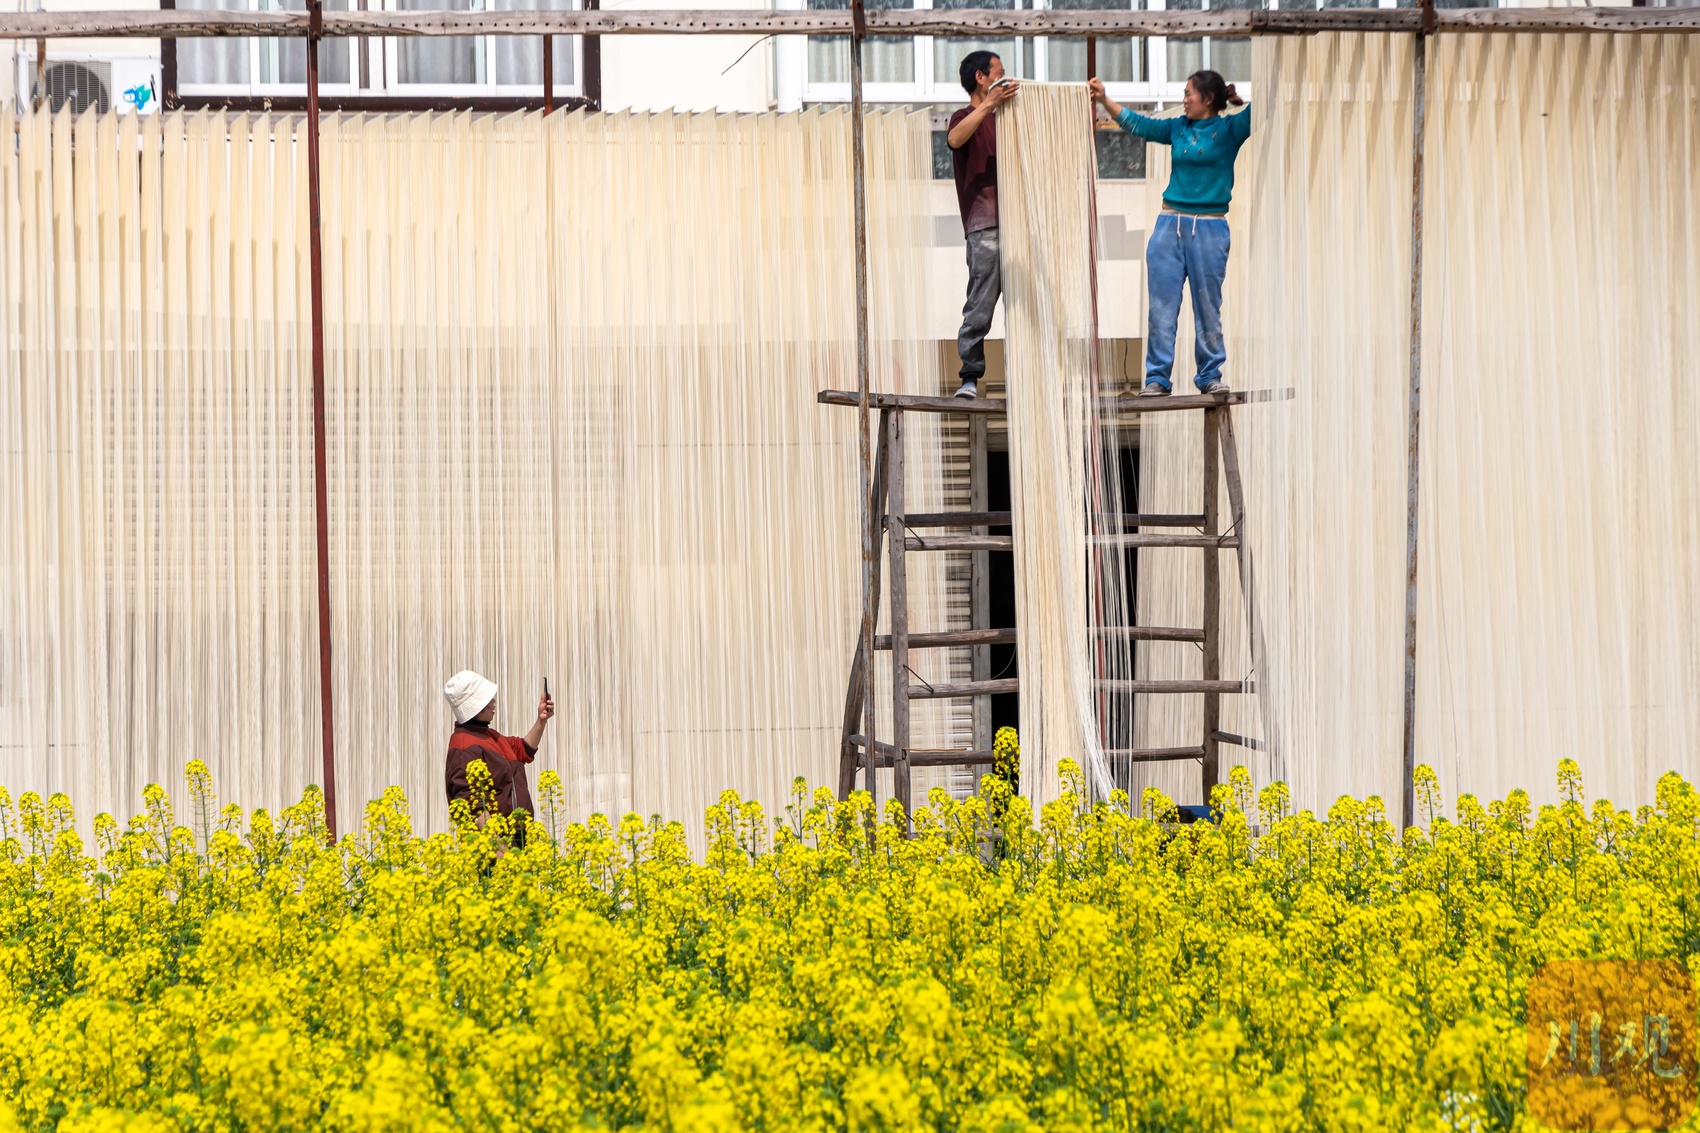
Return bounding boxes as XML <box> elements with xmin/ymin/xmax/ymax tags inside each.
<box><xmin>1213</xmin><ymin>32</ymin><xmax>1415</xmax><ymax>809</ymax></box>
<box><xmin>997</xmin><ymin>83</ymin><xmax>1143</xmax><ymax>808</ymax></box>
<box><xmin>1417</xmin><ymin>34</ymin><xmax>1700</xmax><ymax>809</ymax></box>
<box><xmin>0</xmin><ymin>107</ymin><xmax>950</xmax><ymax>839</ymax></box>
<box><xmin>1222</xmin><ymin>31</ymin><xmax>1700</xmax><ymax>816</ymax></box>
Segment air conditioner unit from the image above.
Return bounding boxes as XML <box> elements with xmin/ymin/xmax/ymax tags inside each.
<box><xmin>35</xmin><ymin>61</ymin><xmax>112</xmax><ymax>114</ymax></box>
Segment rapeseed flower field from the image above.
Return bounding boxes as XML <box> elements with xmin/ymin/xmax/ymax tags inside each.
<box><xmin>0</xmin><ymin>753</ymin><xmax>1693</xmax><ymax>1132</ymax></box>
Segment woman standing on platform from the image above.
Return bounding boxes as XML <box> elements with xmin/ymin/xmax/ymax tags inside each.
<box><xmin>1090</xmin><ymin>71</ymin><xmax>1250</xmax><ymax>397</ymax></box>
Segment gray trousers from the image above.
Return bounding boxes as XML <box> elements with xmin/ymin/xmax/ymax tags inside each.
<box><xmin>956</xmin><ymin>226</ymin><xmax>1001</xmax><ymax>381</ymax></box>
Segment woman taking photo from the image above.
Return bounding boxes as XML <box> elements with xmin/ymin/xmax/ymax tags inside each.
<box><xmin>1090</xmin><ymin>71</ymin><xmax>1250</xmax><ymax>397</ymax></box>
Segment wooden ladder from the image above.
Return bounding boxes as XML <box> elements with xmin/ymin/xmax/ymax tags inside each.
<box><xmin>819</xmin><ymin>387</ymin><xmax>1269</xmax><ymax>822</ymax></box>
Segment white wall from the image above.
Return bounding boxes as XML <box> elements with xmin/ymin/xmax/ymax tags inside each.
<box><xmin>922</xmin><ymin>176</ymin><xmax>1156</xmax><ymax>345</ymax></box>
<box><xmin>598</xmin><ymin>0</ymin><xmax>774</xmax><ymax>112</ymax></box>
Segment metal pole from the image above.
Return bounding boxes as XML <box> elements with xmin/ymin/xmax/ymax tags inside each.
<box><xmin>306</xmin><ymin>0</ymin><xmax>339</xmax><ymax>841</ymax></box>
<box><xmin>850</xmin><ymin>0</ymin><xmax>876</xmax><ymax>816</ymax></box>
<box><xmin>160</xmin><ymin>0</ymin><xmax>178</xmax><ymax>109</ymax></box>
<box><xmin>1400</xmin><ymin>4</ymin><xmax>1432</xmax><ymax>830</ymax></box>
<box><xmin>582</xmin><ymin>0</ymin><xmax>602</xmax><ymax>110</ymax></box>
<box><xmin>543</xmin><ymin>33</ymin><xmax>553</xmax><ymax>113</ymax></box>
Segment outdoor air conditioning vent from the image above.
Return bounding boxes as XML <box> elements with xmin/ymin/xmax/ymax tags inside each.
<box><xmin>40</xmin><ymin>62</ymin><xmax>112</xmax><ymax>115</ymax></box>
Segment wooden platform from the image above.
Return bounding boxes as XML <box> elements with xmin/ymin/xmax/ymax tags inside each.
<box><xmin>817</xmin><ymin>389</ymin><xmax>1258</xmax><ymax>415</ymax></box>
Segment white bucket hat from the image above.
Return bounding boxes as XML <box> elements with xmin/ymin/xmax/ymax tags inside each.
<box><xmin>444</xmin><ymin>670</ymin><xmax>498</xmax><ymax>725</ymax></box>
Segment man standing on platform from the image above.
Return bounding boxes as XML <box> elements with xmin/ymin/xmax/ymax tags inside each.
<box><xmin>947</xmin><ymin>50</ymin><xmax>1018</xmax><ymax>400</ymax></box>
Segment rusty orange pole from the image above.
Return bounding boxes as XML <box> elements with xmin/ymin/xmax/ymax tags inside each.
<box><xmin>306</xmin><ymin>0</ymin><xmax>338</xmax><ymax>841</ymax></box>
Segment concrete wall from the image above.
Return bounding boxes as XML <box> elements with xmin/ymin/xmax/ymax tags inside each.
<box><xmin>598</xmin><ymin>0</ymin><xmax>774</xmax><ymax>112</ymax></box>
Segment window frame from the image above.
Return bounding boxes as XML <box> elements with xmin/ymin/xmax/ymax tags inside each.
<box><xmin>776</xmin><ymin>0</ymin><xmax>1427</xmax><ymax>111</ymax></box>
<box><xmin>174</xmin><ymin>0</ymin><xmax>586</xmax><ymax>102</ymax></box>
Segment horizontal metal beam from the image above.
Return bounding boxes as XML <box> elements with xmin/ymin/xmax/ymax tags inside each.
<box><xmin>178</xmin><ymin>93</ymin><xmax>594</xmax><ymax>114</ymax></box>
<box><xmin>6</xmin><ymin>6</ymin><xmax>1695</xmax><ymax>39</ymax></box>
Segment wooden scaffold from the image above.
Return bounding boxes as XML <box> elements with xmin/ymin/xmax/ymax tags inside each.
<box><xmin>818</xmin><ymin>388</ymin><xmax>1285</xmax><ymax>825</ymax></box>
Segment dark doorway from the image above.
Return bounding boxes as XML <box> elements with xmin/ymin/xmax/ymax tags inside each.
<box><xmin>985</xmin><ymin>440</ymin><xmax>1143</xmax><ymax>751</ymax></box>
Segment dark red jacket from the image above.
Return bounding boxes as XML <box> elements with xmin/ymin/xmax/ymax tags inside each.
<box><xmin>445</xmin><ymin>723</ymin><xmax>537</xmax><ymax>819</ymax></box>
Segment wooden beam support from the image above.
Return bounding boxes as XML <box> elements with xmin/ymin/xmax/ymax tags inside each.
<box><xmin>969</xmin><ymin>414</ymin><xmax>992</xmax><ymax>760</ymax></box>
<box><xmin>1092</xmin><ymin>625</ymin><xmax>1205</xmax><ymax>643</ymax></box>
<box><xmin>820</xmin><ymin>390</ymin><xmax>1008</xmax><ymax>415</ymax></box>
<box><xmin>819</xmin><ymin>389</ymin><xmax>1260</xmax><ymax>415</ymax></box>
<box><xmin>902</xmin><ymin>509</ymin><xmax>1011</xmax><ymax>528</ymax></box>
<box><xmin>838</xmin><ymin>411</ymin><xmax>889</xmax><ymax>801</ymax></box>
<box><xmin>904</xmin><ymin>534</ymin><xmax>1013</xmax><ymax>552</ymax></box>
<box><xmin>875</xmin><ymin>750</ymin><xmax>998</xmax><ymax>769</ymax></box>
<box><xmin>904</xmin><ymin>750</ymin><xmax>998</xmax><ymax>769</ymax></box>
<box><xmin>909</xmin><ymin>678</ymin><xmax>1020</xmax><ymax>700</ymax></box>
<box><xmin>1091</xmin><ymin>533</ymin><xmax>1240</xmax><ymax>549</ymax></box>
<box><xmin>876</xmin><ymin>628</ymin><xmax>1016</xmax><ymax>650</ymax></box>
<box><xmin>7</xmin><ymin>6</ymin><xmax>1696</xmax><ymax>39</ymax></box>
<box><xmin>1096</xmin><ymin>679</ymin><xmax>1252</xmax><ymax>695</ymax></box>
<box><xmin>1096</xmin><ymin>512</ymin><xmax>1207</xmax><ymax>529</ymax></box>
<box><xmin>1105</xmin><ymin>746</ymin><xmax>1208</xmax><ymax>762</ymax></box>
<box><xmin>1201</xmin><ymin>407</ymin><xmax>1222</xmax><ymax>806</ymax></box>
<box><xmin>887</xmin><ymin>409</ymin><xmax>914</xmax><ymax>827</ymax></box>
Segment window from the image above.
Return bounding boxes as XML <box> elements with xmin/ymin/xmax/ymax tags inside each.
<box><xmin>176</xmin><ymin>0</ymin><xmax>582</xmax><ymax>99</ymax></box>
<box><xmin>781</xmin><ymin>0</ymin><xmax>1223</xmax><ymax>111</ymax></box>
<box><xmin>933</xmin><ymin>0</ymin><xmax>1033</xmax><ymax>89</ymax></box>
<box><xmin>808</xmin><ymin>0</ymin><xmax>917</xmax><ymax>85</ymax></box>
<box><xmin>1164</xmin><ymin>0</ymin><xmax>1256</xmax><ymax>86</ymax></box>
<box><xmin>1096</xmin><ymin>128</ymin><xmax>1144</xmax><ymax>178</ymax></box>
<box><xmin>1047</xmin><ymin>0</ymin><xmax>1143</xmax><ymax>83</ymax></box>
<box><xmin>178</xmin><ymin>0</ymin><xmax>354</xmax><ymax>86</ymax></box>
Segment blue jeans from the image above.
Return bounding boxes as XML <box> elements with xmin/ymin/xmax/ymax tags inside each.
<box><xmin>1144</xmin><ymin>213</ymin><xmax>1230</xmax><ymax>391</ymax></box>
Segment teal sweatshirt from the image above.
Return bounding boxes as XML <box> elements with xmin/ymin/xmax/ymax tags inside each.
<box><xmin>1114</xmin><ymin>105</ymin><xmax>1253</xmax><ymax>214</ymax></box>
